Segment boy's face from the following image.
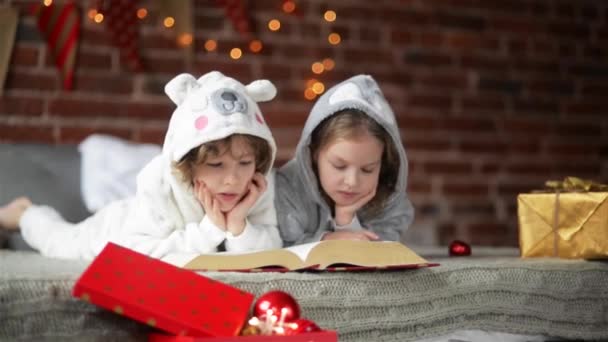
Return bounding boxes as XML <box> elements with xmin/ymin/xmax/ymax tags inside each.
<box><xmin>315</xmin><ymin>133</ymin><xmax>383</xmax><ymax>207</ymax></box>
<box><xmin>193</xmin><ymin>138</ymin><xmax>256</xmax><ymax>212</ymax></box>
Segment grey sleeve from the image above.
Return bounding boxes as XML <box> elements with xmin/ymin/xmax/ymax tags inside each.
<box><xmin>364</xmin><ymin>192</ymin><xmax>414</xmax><ymax>241</ymax></box>
<box><xmin>274</xmin><ymin>171</ymin><xmax>326</xmax><ymax>247</ymax></box>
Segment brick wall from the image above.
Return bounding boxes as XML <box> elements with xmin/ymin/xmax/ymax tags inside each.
<box><xmin>1</xmin><ymin>0</ymin><xmax>607</xmax><ymax>246</ymax></box>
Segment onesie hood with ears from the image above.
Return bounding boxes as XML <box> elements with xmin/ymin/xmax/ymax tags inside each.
<box><xmin>294</xmin><ymin>74</ymin><xmax>409</xmax><ymax>205</ymax></box>
<box><xmin>162</xmin><ymin>71</ymin><xmax>277</xmax><ymax>174</ymax></box>
<box><xmin>131</xmin><ymin>71</ymin><xmax>279</xmax><ymax>236</ymax></box>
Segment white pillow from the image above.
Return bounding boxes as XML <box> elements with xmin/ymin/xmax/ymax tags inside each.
<box><xmin>79</xmin><ymin>134</ymin><xmax>161</xmax><ymax>212</ymax></box>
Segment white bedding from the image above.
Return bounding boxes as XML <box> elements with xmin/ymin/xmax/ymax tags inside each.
<box><xmin>78</xmin><ymin>134</ymin><xmax>160</xmax><ymax>212</ymax></box>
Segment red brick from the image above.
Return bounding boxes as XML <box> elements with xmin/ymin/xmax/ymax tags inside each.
<box><xmin>5</xmin><ymin>70</ymin><xmax>57</xmax><ymax>91</ymax></box>
<box><xmin>415</xmin><ymin>72</ymin><xmax>468</xmax><ymax>88</ymax></box>
<box><xmin>78</xmin><ymin>50</ymin><xmax>113</xmax><ymax>70</ymax></box>
<box><xmin>73</xmin><ymin>74</ymin><xmax>134</xmax><ymax>94</ymax></box>
<box><xmin>465</xmin><ymin>221</ymin><xmax>517</xmax><ymax>246</ymax></box>
<box><xmin>193</xmin><ymin>61</ymin><xmax>254</xmax><ymax>82</ymax></box>
<box><xmin>343</xmin><ymin>48</ymin><xmax>393</xmax><ymax>65</ymax></box>
<box><xmin>48</xmin><ymin>98</ymin><xmax>171</xmax><ymax>119</ymax></box>
<box><xmin>459</xmin><ymin>141</ymin><xmax>507</xmax><ymax>154</ymax></box>
<box><xmin>461</xmin><ymin>97</ymin><xmax>506</xmax><ymax>113</ymax></box>
<box><xmin>442</xmin><ymin>182</ymin><xmax>488</xmax><ymax>197</ymax></box>
<box><xmin>10</xmin><ymin>45</ymin><xmax>39</xmax><ymax>67</ymax></box>
<box><xmin>136</xmin><ymin>127</ymin><xmax>166</xmax><ymax>145</ymax></box>
<box><xmin>439</xmin><ymin>117</ymin><xmax>495</xmax><ymax>132</ymax></box>
<box><xmin>513</xmin><ymin>100</ymin><xmax>559</xmax><ymax>115</ymax></box>
<box><xmin>404</xmin><ymin>138</ymin><xmax>451</xmax><ymax>152</ymax></box>
<box><xmin>490</xmin><ymin>17</ymin><xmax>544</xmax><ymax>35</ymax></box>
<box><xmin>502</xmin><ymin>118</ymin><xmax>553</xmax><ymax>136</ymax></box>
<box><xmin>58</xmin><ymin>126</ymin><xmax>132</xmax><ymax>144</ymax></box>
<box><xmin>409</xmin><ymin>94</ymin><xmax>452</xmax><ymax>111</ymax></box>
<box><xmin>506</xmin><ymin>163</ymin><xmax>551</xmax><ymax>175</ymax></box>
<box><xmin>564</xmin><ymin>101</ymin><xmax>606</xmax><ymax>117</ymax></box>
<box><xmin>0</xmin><ymin>95</ymin><xmax>44</xmax><ymax>116</ymax></box>
<box><xmin>0</xmin><ymin>123</ymin><xmax>55</xmax><ymax>143</ymax></box>
<box><xmin>391</xmin><ymin>29</ymin><xmax>413</xmax><ymax>44</ymax></box>
<box><xmin>424</xmin><ymin>161</ymin><xmax>473</xmax><ymax>174</ymax></box>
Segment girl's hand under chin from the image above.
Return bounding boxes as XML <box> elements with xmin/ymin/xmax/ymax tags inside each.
<box><xmin>225</xmin><ymin>172</ymin><xmax>267</xmax><ymax>236</ymax></box>
<box><xmin>194</xmin><ymin>180</ymin><xmax>226</xmax><ymax>230</ymax></box>
<box><xmin>334</xmin><ymin>187</ymin><xmax>377</xmax><ymax>226</ymax></box>
<box><xmin>322</xmin><ymin>229</ymin><xmax>380</xmax><ymax>241</ymax></box>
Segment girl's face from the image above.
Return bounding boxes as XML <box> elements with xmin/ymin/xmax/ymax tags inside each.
<box><xmin>315</xmin><ymin>133</ymin><xmax>383</xmax><ymax>207</ymax></box>
<box><xmin>193</xmin><ymin>138</ymin><xmax>256</xmax><ymax>212</ymax></box>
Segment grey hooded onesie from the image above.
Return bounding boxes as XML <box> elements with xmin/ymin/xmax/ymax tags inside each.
<box><xmin>275</xmin><ymin>74</ymin><xmax>414</xmax><ymax>246</ymax></box>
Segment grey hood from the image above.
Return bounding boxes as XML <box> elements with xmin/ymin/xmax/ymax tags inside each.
<box><xmin>276</xmin><ymin>74</ymin><xmax>414</xmax><ymax>245</ymax></box>
<box><xmin>294</xmin><ymin>74</ymin><xmax>409</xmax><ymax>206</ymax></box>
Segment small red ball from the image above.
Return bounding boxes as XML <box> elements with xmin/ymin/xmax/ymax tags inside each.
<box><xmin>449</xmin><ymin>240</ymin><xmax>471</xmax><ymax>256</ymax></box>
<box><xmin>284</xmin><ymin>318</ymin><xmax>321</xmax><ymax>335</ymax></box>
<box><xmin>253</xmin><ymin>290</ymin><xmax>301</xmax><ymax>322</ymax></box>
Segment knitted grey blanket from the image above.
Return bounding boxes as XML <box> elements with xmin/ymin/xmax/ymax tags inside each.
<box><xmin>1</xmin><ymin>249</ymin><xmax>607</xmax><ymax>342</ymax></box>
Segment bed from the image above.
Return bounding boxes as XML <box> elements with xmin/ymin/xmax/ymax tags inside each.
<box><xmin>1</xmin><ymin>142</ymin><xmax>607</xmax><ymax>341</ymax></box>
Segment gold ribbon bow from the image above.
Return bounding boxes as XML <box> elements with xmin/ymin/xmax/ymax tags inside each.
<box><xmin>545</xmin><ymin>176</ymin><xmax>608</xmax><ymax>192</ymax></box>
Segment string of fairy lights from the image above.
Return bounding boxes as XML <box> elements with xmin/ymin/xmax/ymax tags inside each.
<box><xmin>41</xmin><ymin>0</ymin><xmax>340</xmax><ymax>100</ymax></box>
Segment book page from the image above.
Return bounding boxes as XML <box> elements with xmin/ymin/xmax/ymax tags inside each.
<box><xmin>283</xmin><ymin>242</ymin><xmax>320</xmax><ymax>263</ymax></box>
<box><xmin>182</xmin><ymin>248</ymin><xmax>305</xmax><ymax>271</ymax></box>
<box><xmin>306</xmin><ymin>240</ymin><xmax>428</xmax><ymax>269</ymax></box>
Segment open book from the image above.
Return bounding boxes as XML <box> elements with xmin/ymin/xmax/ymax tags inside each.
<box><xmin>176</xmin><ymin>240</ymin><xmax>436</xmax><ymax>272</ymax></box>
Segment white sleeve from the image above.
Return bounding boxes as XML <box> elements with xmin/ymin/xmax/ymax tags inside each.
<box><xmin>122</xmin><ymin>214</ymin><xmax>228</xmax><ymax>259</ymax></box>
<box><xmin>331</xmin><ymin>215</ymin><xmax>363</xmax><ymax>231</ymax></box>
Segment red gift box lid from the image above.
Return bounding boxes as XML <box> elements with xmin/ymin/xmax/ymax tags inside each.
<box><xmin>72</xmin><ymin>242</ymin><xmax>254</xmax><ymax>337</ymax></box>
<box><xmin>148</xmin><ymin>331</ymin><xmax>338</xmax><ymax>342</ymax></box>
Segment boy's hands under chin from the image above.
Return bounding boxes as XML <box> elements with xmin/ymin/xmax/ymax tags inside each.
<box><xmin>195</xmin><ymin>180</ymin><xmax>226</xmax><ymax>230</ymax></box>
<box><xmin>225</xmin><ymin>172</ymin><xmax>267</xmax><ymax>236</ymax></box>
<box><xmin>334</xmin><ymin>187</ymin><xmax>377</xmax><ymax>226</ymax></box>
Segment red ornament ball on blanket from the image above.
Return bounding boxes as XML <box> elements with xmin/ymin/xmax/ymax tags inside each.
<box><xmin>253</xmin><ymin>290</ymin><xmax>301</xmax><ymax>322</ymax></box>
<box><xmin>284</xmin><ymin>318</ymin><xmax>321</xmax><ymax>335</ymax></box>
<box><xmin>449</xmin><ymin>240</ymin><xmax>471</xmax><ymax>256</ymax></box>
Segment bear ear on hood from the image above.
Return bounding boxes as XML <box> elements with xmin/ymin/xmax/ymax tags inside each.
<box><xmin>164</xmin><ymin>73</ymin><xmax>199</xmax><ymax>105</ymax></box>
<box><xmin>245</xmin><ymin>79</ymin><xmax>277</xmax><ymax>102</ymax></box>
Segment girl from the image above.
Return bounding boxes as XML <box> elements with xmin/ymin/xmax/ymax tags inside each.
<box><xmin>275</xmin><ymin>74</ymin><xmax>414</xmax><ymax>246</ymax></box>
<box><xmin>0</xmin><ymin>71</ymin><xmax>282</xmax><ymax>259</ymax></box>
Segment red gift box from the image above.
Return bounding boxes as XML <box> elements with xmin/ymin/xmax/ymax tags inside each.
<box><xmin>148</xmin><ymin>331</ymin><xmax>338</xmax><ymax>342</ymax></box>
<box><xmin>72</xmin><ymin>242</ymin><xmax>254</xmax><ymax>337</ymax></box>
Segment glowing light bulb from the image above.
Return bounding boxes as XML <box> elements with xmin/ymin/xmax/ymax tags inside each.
<box><xmin>324</xmin><ymin>10</ymin><xmax>336</xmax><ymax>22</ymax></box>
<box><xmin>268</xmin><ymin>19</ymin><xmax>281</xmax><ymax>31</ymax></box>
<box><xmin>94</xmin><ymin>13</ymin><xmax>104</xmax><ymax>23</ymax></box>
<box><xmin>312</xmin><ymin>82</ymin><xmax>325</xmax><ymax>94</ymax></box>
<box><xmin>178</xmin><ymin>33</ymin><xmax>193</xmax><ymax>47</ymax></box>
<box><xmin>304</xmin><ymin>88</ymin><xmax>317</xmax><ymax>100</ymax></box>
<box><xmin>204</xmin><ymin>39</ymin><xmax>217</xmax><ymax>52</ymax></box>
<box><xmin>163</xmin><ymin>16</ymin><xmax>175</xmax><ymax>28</ymax></box>
<box><xmin>230</xmin><ymin>48</ymin><xmax>243</xmax><ymax>59</ymax></box>
<box><xmin>322</xmin><ymin>58</ymin><xmax>335</xmax><ymax>70</ymax></box>
<box><xmin>282</xmin><ymin>1</ymin><xmax>296</xmax><ymax>13</ymax></box>
<box><xmin>328</xmin><ymin>33</ymin><xmax>341</xmax><ymax>45</ymax></box>
<box><xmin>311</xmin><ymin>62</ymin><xmax>324</xmax><ymax>74</ymax></box>
<box><xmin>43</xmin><ymin>0</ymin><xmax>53</xmax><ymax>7</ymax></box>
<box><xmin>137</xmin><ymin>8</ymin><xmax>148</xmax><ymax>19</ymax></box>
<box><xmin>249</xmin><ymin>40</ymin><xmax>263</xmax><ymax>53</ymax></box>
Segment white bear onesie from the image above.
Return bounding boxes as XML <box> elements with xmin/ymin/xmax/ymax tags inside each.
<box><xmin>19</xmin><ymin>71</ymin><xmax>283</xmax><ymax>260</ymax></box>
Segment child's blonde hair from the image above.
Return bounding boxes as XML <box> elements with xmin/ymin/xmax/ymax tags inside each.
<box><xmin>174</xmin><ymin>134</ymin><xmax>272</xmax><ymax>185</ymax></box>
<box><xmin>310</xmin><ymin>109</ymin><xmax>399</xmax><ymax>217</ymax></box>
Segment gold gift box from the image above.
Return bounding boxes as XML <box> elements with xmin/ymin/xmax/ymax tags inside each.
<box><xmin>518</xmin><ymin>191</ymin><xmax>608</xmax><ymax>259</ymax></box>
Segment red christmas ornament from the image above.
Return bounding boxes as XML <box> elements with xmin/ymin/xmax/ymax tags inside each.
<box><xmin>284</xmin><ymin>318</ymin><xmax>321</xmax><ymax>335</ymax></box>
<box><xmin>253</xmin><ymin>290</ymin><xmax>300</xmax><ymax>322</ymax></box>
<box><xmin>449</xmin><ymin>240</ymin><xmax>471</xmax><ymax>256</ymax></box>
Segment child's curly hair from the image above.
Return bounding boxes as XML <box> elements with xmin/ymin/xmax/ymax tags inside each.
<box><xmin>174</xmin><ymin>134</ymin><xmax>272</xmax><ymax>185</ymax></box>
<box><xmin>310</xmin><ymin>109</ymin><xmax>400</xmax><ymax>218</ymax></box>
